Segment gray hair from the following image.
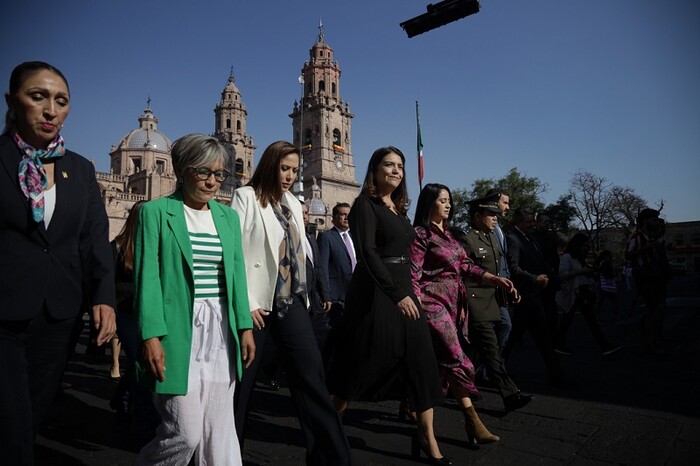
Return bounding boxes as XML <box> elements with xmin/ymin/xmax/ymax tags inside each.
<box><xmin>171</xmin><ymin>134</ymin><xmax>228</xmax><ymax>183</ymax></box>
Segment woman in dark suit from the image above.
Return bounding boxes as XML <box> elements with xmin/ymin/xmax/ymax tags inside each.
<box><xmin>329</xmin><ymin>147</ymin><xmax>450</xmax><ymax>464</ymax></box>
<box><xmin>0</xmin><ymin>61</ymin><xmax>116</xmax><ymax>465</ymax></box>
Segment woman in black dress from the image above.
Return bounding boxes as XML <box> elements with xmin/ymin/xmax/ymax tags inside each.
<box><xmin>329</xmin><ymin>146</ymin><xmax>450</xmax><ymax>464</ymax></box>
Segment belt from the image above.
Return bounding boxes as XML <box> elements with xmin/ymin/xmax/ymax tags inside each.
<box><xmin>381</xmin><ymin>255</ymin><xmax>409</xmax><ymax>264</ymax></box>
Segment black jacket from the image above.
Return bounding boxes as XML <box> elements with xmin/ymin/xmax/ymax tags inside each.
<box><xmin>0</xmin><ymin>134</ymin><xmax>115</xmax><ymax>320</ymax></box>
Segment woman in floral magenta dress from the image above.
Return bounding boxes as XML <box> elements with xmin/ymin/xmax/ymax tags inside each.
<box><xmin>410</xmin><ymin>183</ymin><xmax>516</xmax><ymax>446</ymax></box>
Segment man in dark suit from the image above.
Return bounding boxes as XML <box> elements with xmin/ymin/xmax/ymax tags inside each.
<box><xmin>301</xmin><ymin>202</ymin><xmax>332</xmax><ymax>351</ymax></box>
<box><xmin>504</xmin><ymin>208</ymin><xmax>569</xmax><ymax>387</ymax></box>
<box><xmin>458</xmin><ymin>200</ymin><xmax>532</xmax><ymax>411</ymax></box>
<box><xmin>532</xmin><ymin>211</ymin><xmax>561</xmax><ymax>346</ymax></box>
<box><xmin>317</xmin><ymin>202</ymin><xmax>355</xmax><ymax>372</ymax></box>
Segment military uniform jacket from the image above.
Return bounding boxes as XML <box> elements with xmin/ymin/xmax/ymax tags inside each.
<box><xmin>460</xmin><ymin>227</ymin><xmax>502</xmax><ymax>322</ymax></box>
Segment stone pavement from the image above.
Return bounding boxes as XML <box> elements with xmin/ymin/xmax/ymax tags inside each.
<box><xmin>35</xmin><ymin>274</ymin><xmax>700</xmax><ymax>465</ymax></box>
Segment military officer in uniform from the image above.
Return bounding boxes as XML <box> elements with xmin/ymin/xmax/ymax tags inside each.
<box><xmin>453</xmin><ymin>200</ymin><xmax>532</xmax><ymax>412</ymax></box>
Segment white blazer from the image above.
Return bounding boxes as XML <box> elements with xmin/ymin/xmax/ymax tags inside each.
<box><xmin>230</xmin><ymin>186</ymin><xmax>307</xmax><ymax>312</ymax></box>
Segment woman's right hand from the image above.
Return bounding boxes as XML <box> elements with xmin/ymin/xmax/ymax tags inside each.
<box><xmin>143</xmin><ymin>337</ymin><xmax>166</xmax><ymax>382</ymax></box>
<box><xmin>396</xmin><ymin>296</ymin><xmax>421</xmax><ymax>320</ymax></box>
<box><xmin>251</xmin><ymin>308</ymin><xmax>270</xmax><ymax>330</ymax></box>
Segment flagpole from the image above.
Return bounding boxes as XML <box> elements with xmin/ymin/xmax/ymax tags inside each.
<box><xmin>416</xmin><ymin>101</ymin><xmax>424</xmax><ymax>191</ymax></box>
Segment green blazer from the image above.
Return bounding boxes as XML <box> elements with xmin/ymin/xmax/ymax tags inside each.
<box><xmin>460</xmin><ymin>227</ymin><xmax>502</xmax><ymax>322</ymax></box>
<box><xmin>134</xmin><ymin>190</ymin><xmax>253</xmax><ymax>395</ymax></box>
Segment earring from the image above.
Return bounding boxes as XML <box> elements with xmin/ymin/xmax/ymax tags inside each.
<box><xmin>8</xmin><ymin>110</ymin><xmax>15</xmax><ymax>121</ymax></box>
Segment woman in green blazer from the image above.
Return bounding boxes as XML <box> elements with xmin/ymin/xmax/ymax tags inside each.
<box><xmin>134</xmin><ymin>134</ymin><xmax>255</xmax><ymax>466</ymax></box>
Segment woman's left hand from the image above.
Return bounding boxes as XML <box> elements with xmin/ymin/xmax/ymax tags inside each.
<box><xmin>91</xmin><ymin>304</ymin><xmax>116</xmax><ymax>346</ymax></box>
<box><xmin>396</xmin><ymin>296</ymin><xmax>421</xmax><ymax>320</ymax></box>
<box><xmin>239</xmin><ymin>329</ymin><xmax>256</xmax><ymax>369</ymax></box>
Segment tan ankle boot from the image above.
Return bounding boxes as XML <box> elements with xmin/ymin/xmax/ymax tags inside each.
<box><xmin>464</xmin><ymin>405</ymin><xmax>500</xmax><ymax>444</ymax></box>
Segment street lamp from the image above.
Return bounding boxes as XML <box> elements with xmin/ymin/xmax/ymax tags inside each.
<box><xmin>400</xmin><ymin>0</ymin><xmax>480</xmax><ymax>38</ymax></box>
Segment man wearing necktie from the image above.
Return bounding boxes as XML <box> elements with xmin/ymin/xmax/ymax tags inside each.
<box><xmin>301</xmin><ymin>202</ymin><xmax>332</xmax><ymax>353</ymax></box>
<box><xmin>317</xmin><ymin>203</ymin><xmax>355</xmax><ymax>373</ymax></box>
<box><xmin>505</xmin><ymin>208</ymin><xmax>571</xmax><ymax>387</ymax></box>
<box><xmin>484</xmin><ymin>188</ymin><xmax>514</xmax><ymax>351</ymax></box>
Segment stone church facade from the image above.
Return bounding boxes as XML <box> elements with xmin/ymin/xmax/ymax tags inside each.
<box><xmin>97</xmin><ymin>26</ymin><xmax>358</xmax><ymax>239</ymax></box>
<box><xmin>289</xmin><ymin>25</ymin><xmax>360</xmax><ymax>230</ymax></box>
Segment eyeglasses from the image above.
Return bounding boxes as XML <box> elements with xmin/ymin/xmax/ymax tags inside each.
<box><xmin>190</xmin><ymin>167</ymin><xmax>230</xmax><ymax>182</ymax></box>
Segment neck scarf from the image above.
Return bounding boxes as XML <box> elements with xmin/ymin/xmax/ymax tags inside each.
<box><xmin>272</xmin><ymin>203</ymin><xmax>306</xmax><ymax>318</ymax></box>
<box><xmin>12</xmin><ymin>130</ymin><xmax>66</xmax><ymax>223</ymax></box>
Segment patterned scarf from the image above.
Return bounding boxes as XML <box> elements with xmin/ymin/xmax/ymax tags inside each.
<box><xmin>272</xmin><ymin>203</ymin><xmax>306</xmax><ymax>319</ymax></box>
<box><xmin>12</xmin><ymin>130</ymin><xmax>66</xmax><ymax>223</ymax></box>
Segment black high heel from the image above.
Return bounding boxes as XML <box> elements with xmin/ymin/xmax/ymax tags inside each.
<box><xmin>410</xmin><ymin>436</ymin><xmax>453</xmax><ymax>465</ymax></box>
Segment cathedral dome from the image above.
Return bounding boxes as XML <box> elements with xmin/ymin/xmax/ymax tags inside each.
<box><xmin>122</xmin><ymin>128</ymin><xmax>171</xmax><ymax>152</ymax></box>
<box><xmin>117</xmin><ymin>104</ymin><xmax>171</xmax><ymax>153</ymax></box>
<box><xmin>308</xmin><ymin>198</ymin><xmax>327</xmax><ymax>216</ymax></box>
<box><xmin>307</xmin><ymin>178</ymin><xmax>327</xmax><ymax>215</ymax></box>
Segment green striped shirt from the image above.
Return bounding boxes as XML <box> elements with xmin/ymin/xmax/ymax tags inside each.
<box><xmin>184</xmin><ymin>206</ymin><xmax>226</xmax><ymax>300</ymax></box>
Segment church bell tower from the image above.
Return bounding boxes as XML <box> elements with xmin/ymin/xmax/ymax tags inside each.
<box><xmin>214</xmin><ymin>68</ymin><xmax>255</xmax><ymax>191</ymax></box>
<box><xmin>290</xmin><ymin>23</ymin><xmax>359</xmax><ymax>230</ymax></box>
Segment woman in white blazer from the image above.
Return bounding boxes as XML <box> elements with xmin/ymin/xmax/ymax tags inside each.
<box><xmin>231</xmin><ymin>141</ymin><xmax>351</xmax><ymax>465</ymax></box>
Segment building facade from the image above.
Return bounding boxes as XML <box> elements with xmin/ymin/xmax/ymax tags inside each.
<box><xmin>98</xmin><ymin>26</ymin><xmax>358</xmax><ymax>237</ymax></box>
<box><xmin>289</xmin><ymin>24</ymin><xmax>360</xmax><ymax>230</ymax></box>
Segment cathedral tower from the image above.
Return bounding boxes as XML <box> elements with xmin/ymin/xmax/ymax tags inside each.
<box><xmin>290</xmin><ymin>23</ymin><xmax>359</xmax><ymax>230</ymax></box>
<box><xmin>214</xmin><ymin>68</ymin><xmax>255</xmax><ymax>191</ymax></box>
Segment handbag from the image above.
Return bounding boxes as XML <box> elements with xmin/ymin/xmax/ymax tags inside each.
<box><xmin>495</xmin><ymin>286</ymin><xmax>509</xmax><ymax>307</ymax></box>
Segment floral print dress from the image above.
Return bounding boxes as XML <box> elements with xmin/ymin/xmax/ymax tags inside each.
<box><xmin>410</xmin><ymin>224</ymin><xmax>485</xmax><ymax>399</ymax></box>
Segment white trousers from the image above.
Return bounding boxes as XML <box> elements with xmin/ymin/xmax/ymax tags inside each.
<box><xmin>137</xmin><ymin>299</ymin><xmax>241</xmax><ymax>466</ymax></box>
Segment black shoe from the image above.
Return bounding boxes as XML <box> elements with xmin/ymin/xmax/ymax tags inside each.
<box><xmin>602</xmin><ymin>345</ymin><xmax>622</xmax><ymax>357</ymax></box>
<box><xmin>503</xmin><ymin>391</ymin><xmax>533</xmax><ymax>411</ymax></box>
<box><xmin>555</xmin><ymin>347</ymin><xmax>573</xmax><ymax>355</ymax></box>
<box><xmin>410</xmin><ymin>436</ymin><xmax>452</xmax><ymax>465</ymax></box>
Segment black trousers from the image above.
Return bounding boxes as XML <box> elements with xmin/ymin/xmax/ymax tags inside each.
<box><xmin>320</xmin><ymin>302</ymin><xmax>346</xmax><ymax>376</ymax></box>
<box><xmin>504</xmin><ymin>294</ymin><xmax>564</xmax><ymax>383</ymax></box>
<box><xmin>541</xmin><ymin>288</ymin><xmax>559</xmax><ymax>346</ymax></box>
<box><xmin>0</xmin><ymin>307</ymin><xmax>76</xmax><ymax>466</ymax></box>
<box><xmin>468</xmin><ymin>320</ymin><xmax>520</xmax><ymax>400</ymax></box>
<box><xmin>234</xmin><ymin>295</ymin><xmax>352</xmax><ymax>465</ymax></box>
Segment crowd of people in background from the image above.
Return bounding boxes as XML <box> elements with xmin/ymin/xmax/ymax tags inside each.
<box><xmin>1</xmin><ymin>61</ymin><xmax>672</xmax><ymax>465</ymax></box>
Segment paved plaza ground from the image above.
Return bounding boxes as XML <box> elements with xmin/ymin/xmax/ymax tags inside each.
<box><xmin>36</xmin><ymin>274</ymin><xmax>700</xmax><ymax>465</ymax></box>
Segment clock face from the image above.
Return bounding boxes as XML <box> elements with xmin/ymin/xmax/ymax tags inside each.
<box><xmin>335</xmin><ymin>159</ymin><xmax>344</xmax><ymax>170</ymax></box>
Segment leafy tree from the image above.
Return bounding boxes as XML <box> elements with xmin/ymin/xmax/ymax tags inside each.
<box><xmin>542</xmin><ymin>194</ymin><xmax>576</xmax><ymax>233</ymax></box>
<box><xmin>451</xmin><ymin>188</ymin><xmax>472</xmax><ymax>231</ymax></box>
<box><xmin>453</xmin><ymin>167</ymin><xmax>548</xmax><ymax>230</ymax></box>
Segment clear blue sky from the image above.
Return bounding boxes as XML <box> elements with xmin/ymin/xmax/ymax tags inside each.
<box><xmin>3</xmin><ymin>0</ymin><xmax>698</xmax><ymax>222</ymax></box>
